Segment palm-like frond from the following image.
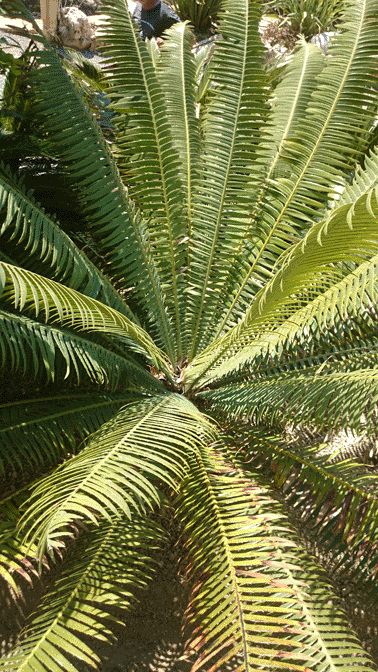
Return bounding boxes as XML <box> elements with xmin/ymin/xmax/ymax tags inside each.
<box><xmin>99</xmin><ymin>0</ymin><xmax>188</xmax><ymax>357</ymax></box>
<box><xmin>2</xmin><ymin>0</ymin><xmax>378</xmax><ymax>667</ymax></box>
<box><xmin>157</xmin><ymin>22</ymin><xmax>200</xmax><ymax>261</ymax></box>
<box><xmin>1</xmin><ymin>515</ymin><xmax>164</xmax><ymax>672</ymax></box>
<box><xmin>0</xmin><ymin>262</ymin><xmax>169</xmax><ymax>374</ymax></box>
<box><xmin>196</xmin><ymin>38</ymin><xmax>326</xmax><ymax>347</ymax></box>
<box><xmin>19</xmin><ymin>393</ymin><xmax>214</xmax><ymax>559</ymax></box>
<box><xmin>186</xmin><ymin>185</ymin><xmax>378</xmax><ymax>389</ymax></box>
<box><xmin>237</xmin><ymin>427</ymin><xmax>378</xmax><ymax>603</ymax></box>
<box><xmin>0</xmin><ymin>164</ymin><xmax>134</xmax><ymax>320</ymax></box>
<box><xmin>250</xmin><ymin>432</ymin><xmax>378</xmax><ymax>547</ymax></box>
<box><xmin>0</xmin><ymin>310</ymin><xmax>159</xmax><ymax>393</ymax></box>
<box><xmin>25</xmin><ymin>41</ymin><xmax>176</xmax><ymax>360</ymax></box>
<box><xmin>201</xmin><ymin>366</ymin><xmax>378</xmax><ymax>432</ymax></box>
<box><xmin>186</xmin><ymin>0</ymin><xmax>269</xmax><ymax>357</ymax></box>
<box><xmin>178</xmin><ymin>445</ymin><xmax>376</xmax><ymax>671</ymax></box>
<box><xmin>200</xmin><ymin>0</ymin><xmax>378</xmax><ymax>347</ymax></box>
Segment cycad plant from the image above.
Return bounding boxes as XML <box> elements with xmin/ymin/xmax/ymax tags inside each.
<box><xmin>263</xmin><ymin>0</ymin><xmax>345</xmax><ymax>39</ymax></box>
<box><xmin>169</xmin><ymin>0</ymin><xmax>221</xmax><ymax>33</ymax></box>
<box><xmin>2</xmin><ymin>0</ymin><xmax>378</xmax><ymax>669</ymax></box>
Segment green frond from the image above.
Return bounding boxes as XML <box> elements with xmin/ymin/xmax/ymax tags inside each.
<box><xmin>0</xmin><ymin>391</ymin><xmax>136</xmax><ymax>473</ymax></box>
<box><xmin>158</xmin><ymin>21</ymin><xmax>200</xmax><ymax>263</ymax></box>
<box><xmin>100</xmin><ymin>0</ymin><xmax>188</xmax><ymax>357</ymax></box>
<box><xmin>186</xmin><ymin>185</ymin><xmax>378</xmax><ymax>389</ymax></box>
<box><xmin>18</xmin><ymin>393</ymin><xmax>214</xmax><ymax>560</ymax></box>
<box><xmin>0</xmin><ymin>310</ymin><xmax>161</xmax><ymax>393</ymax></box>
<box><xmin>200</xmin><ymin>365</ymin><xmax>378</xmax><ymax>433</ymax></box>
<box><xmin>192</xmin><ymin>255</ymin><xmax>378</xmax><ymax>392</ymax></box>
<box><xmin>200</xmin><ymin>39</ymin><xmax>326</xmax><ymax>347</ymax></box>
<box><xmin>1</xmin><ymin>515</ymin><xmax>164</xmax><ymax>672</ymax></box>
<box><xmin>196</xmin><ymin>42</ymin><xmax>325</xmax><ymax>350</ymax></box>
<box><xmin>239</xmin><ymin>428</ymin><xmax>378</xmax><ymax>602</ymax></box>
<box><xmin>186</xmin><ymin>0</ymin><xmax>269</xmax><ymax>358</ymax></box>
<box><xmin>264</xmin><ymin>40</ymin><xmax>326</xmax><ymax>181</ymax></box>
<box><xmin>26</xmin><ymin>41</ymin><xmax>176</xmax><ymax>360</ymax></box>
<box><xmin>201</xmin><ymin>0</ymin><xmax>378</xmax><ymax>347</ymax></box>
<box><xmin>333</xmin><ymin>141</ymin><xmax>378</xmax><ymax>211</ymax></box>
<box><xmin>0</xmin><ymin>164</ymin><xmax>134</xmax><ymax>320</ymax></box>
<box><xmin>178</xmin><ymin>445</ymin><xmax>376</xmax><ymax>671</ymax></box>
<box><xmin>0</xmin><ymin>261</ymin><xmax>170</xmax><ymax>375</ymax></box>
<box><xmin>269</xmin><ymin>0</ymin><xmax>378</xmax><ymax>219</ymax></box>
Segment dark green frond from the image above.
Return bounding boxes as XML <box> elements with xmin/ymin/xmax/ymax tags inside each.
<box><xmin>0</xmin><ymin>164</ymin><xmax>134</xmax><ymax>320</ymax></box>
<box><xmin>26</xmin><ymin>41</ymin><xmax>175</xmax><ymax>359</ymax></box>
<box><xmin>0</xmin><ymin>391</ymin><xmax>135</xmax><ymax>473</ymax></box>
<box><xmin>249</xmin><ymin>432</ymin><xmax>378</xmax><ymax>550</ymax></box>
<box><xmin>201</xmin><ymin>366</ymin><xmax>378</xmax><ymax>433</ymax></box>
<box><xmin>1</xmin><ymin>515</ymin><xmax>164</xmax><ymax>672</ymax></box>
<box><xmin>158</xmin><ymin>22</ymin><xmax>200</xmax><ymax>262</ymax></box>
<box><xmin>198</xmin><ymin>39</ymin><xmax>326</xmax><ymax>349</ymax></box>
<box><xmin>100</xmin><ymin>0</ymin><xmax>188</xmax><ymax>357</ymax></box>
<box><xmin>203</xmin><ymin>0</ymin><xmax>378</xmax><ymax>346</ymax></box>
<box><xmin>0</xmin><ymin>262</ymin><xmax>169</xmax><ymax>374</ymax></box>
<box><xmin>0</xmin><ymin>310</ymin><xmax>161</xmax><ymax>393</ymax></box>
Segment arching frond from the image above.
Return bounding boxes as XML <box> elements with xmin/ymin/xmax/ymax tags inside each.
<box><xmin>26</xmin><ymin>41</ymin><xmax>175</xmax><ymax>360</ymax></box>
<box><xmin>186</xmin><ymin>0</ymin><xmax>269</xmax><ymax>358</ymax></box>
<box><xmin>192</xmin><ymin>255</ymin><xmax>378</xmax><ymax>391</ymax></box>
<box><xmin>197</xmin><ymin>38</ymin><xmax>326</xmax><ymax>350</ymax></box>
<box><xmin>201</xmin><ymin>366</ymin><xmax>378</xmax><ymax>433</ymax></box>
<box><xmin>0</xmin><ymin>262</ymin><xmax>170</xmax><ymax>375</ymax></box>
<box><xmin>0</xmin><ymin>310</ymin><xmax>161</xmax><ymax>393</ymax></box>
<box><xmin>1</xmin><ymin>515</ymin><xmax>165</xmax><ymax>672</ymax></box>
<box><xmin>0</xmin><ymin>164</ymin><xmax>134</xmax><ymax>320</ymax></box>
<box><xmin>250</xmin><ymin>432</ymin><xmax>378</xmax><ymax>549</ymax></box>
<box><xmin>186</xmin><ymin>186</ymin><xmax>378</xmax><ymax>389</ymax></box>
<box><xmin>178</xmin><ymin>446</ymin><xmax>376</xmax><ymax>671</ymax></box>
<box><xmin>203</xmin><ymin>0</ymin><xmax>378</xmax><ymax>343</ymax></box>
<box><xmin>100</xmin><ymin>0</ymin><xmax>188</xmax><ymax>358</ymax></box>
<box><xmin>19</xmin><ymin>394</ymin><xmax>215</xmax><ymax>560</ymax></box>
<box><xmin>239</xmin><ymin>428</ymin><xmax>378</xmax><ymax>603</ymax></box>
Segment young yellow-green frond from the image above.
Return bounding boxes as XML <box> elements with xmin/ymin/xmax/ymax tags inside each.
<box><xmin>186</xmin><ymin>186</ymin><xmax>378</xmax><ymax>389</ymax></box>
<box><xmin>18</xmin><ymin>394</ymin><xmax>215</xmax><ymax>560</ymax></box>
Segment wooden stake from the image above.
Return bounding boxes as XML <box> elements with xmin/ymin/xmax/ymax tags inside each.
<box><xmin>40</xmin><ymin>0</ymin><xmax>59</xmax><ymax>40</ymax></box>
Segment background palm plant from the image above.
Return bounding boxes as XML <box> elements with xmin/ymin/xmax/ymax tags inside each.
<box><xmin>168</xmin><ymin>0</ymin><xmax>221</xmax><ymax>33</ymax></box>
<box><xmin>263</xmin><ymin>0</ymin><xmax>345</xmax><ymax>39</ymax></box>
<box><xmin>2</xmin><ymin>0</ymin><xmax>378</xmax><ymax>670</ymax></box>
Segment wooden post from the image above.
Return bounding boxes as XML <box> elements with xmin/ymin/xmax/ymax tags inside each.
<box><xmin>40</xmin><ymin>0</ymin><xmax>59</xmax><ymax>40</ymax></box>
